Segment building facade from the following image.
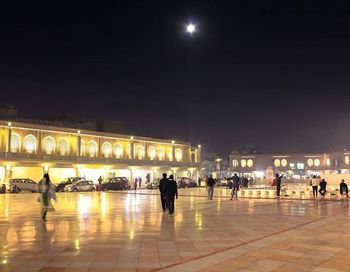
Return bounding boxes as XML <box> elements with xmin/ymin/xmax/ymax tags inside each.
<box><xmin>229</xmin><ymin>151</ymin><xmax>350</xmax><ymax>185</ymax></box>
<box><xmin>0</xmin><ymin>120</ymin><xmax>201</xmax><ymax>185</ymax></box>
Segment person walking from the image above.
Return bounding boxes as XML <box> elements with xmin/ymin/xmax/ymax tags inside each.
<box><xmin>276</xmin><ymin>173</ymin><xmax>283</xmax><ymax>197</ymax></box>
<box><xmin>311</xmin><ymin>175</ymin><xmax>319</xmax><ymax>198</ymax></box>
<box><xmin>230</xmin><ymin>174</ymin><xmax>240</xmax><ymax>200</ymax></box>
<box><xmin>164</xmin><ymin>174</ymin><xmax>178</xmax><ymax>215</ymax></box>
<box><xmin>159</xmin><ymin>173</ymin><xmax>168</xmax><ymax>212</ymax></box>
<box><xmin>97</xmin><ymin>176</ymin><xmax>103</xmax><ymax>191</ymax></box>
<box><xmin>134</xmin><ymin>177</ymin><xmax>138</xmax><ymax>191</ymax></box>
<box><xmin>206</xmin><ymin>175</ymin><xmax>215</xmax><ymax>200</ymax></box>
<box><xmin>340</xmin><ymin>179</ymin><xmax>349</xmax><ymax>197</ymax></box>
<box><xmin>37</xmin><ymin>173</ymin><xmax>56</xmax><ymax>222</ymax></box>
<box><xmin>319</xmin><ymin>178</ymin><xmax>327</xmax><ymax>197</ymax></box>
<box><xmin>138</xmin><ymin>176</ymin><xmax>142</xmax><ymax>188</ymax></box>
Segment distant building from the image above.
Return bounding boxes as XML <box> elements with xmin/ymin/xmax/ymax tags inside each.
<box><xmin>229</xmin><ymin>151</ymin><xmax>350</xmax><ymax>185</ymax></box>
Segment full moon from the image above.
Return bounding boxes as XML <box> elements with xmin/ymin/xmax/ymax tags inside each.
<box><xmin>186</xmin><ymin>24</ymin><xmax>196</xmax><ymax>34</ymax></box>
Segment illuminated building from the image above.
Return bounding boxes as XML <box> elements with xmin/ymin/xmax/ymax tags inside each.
<box><xmin>0</xmin><ymin>120</ymin><xmax>201</xmax><ymax>185</ymax></box>
<box><xmin>229</xmin><ymin>151</ymin><xmax>350</xmax><ymax>185</ymax></box>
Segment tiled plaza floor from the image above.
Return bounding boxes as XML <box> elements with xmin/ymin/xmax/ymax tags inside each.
<box><xmin>1</xmin><ymin>188</ymin><xmax>350</xmax><ymax>272</ymax></box>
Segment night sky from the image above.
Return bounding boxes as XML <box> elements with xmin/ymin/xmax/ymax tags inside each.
<box><xmin>1</xmin><ymin>1</ymin><xmax>350</xmax><ymax>154</ymax></box>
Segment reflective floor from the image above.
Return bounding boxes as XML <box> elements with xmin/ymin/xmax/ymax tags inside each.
<box><xmin>1</xmin><ymin>188</ymin><xmax>350</xmax><ymax>271</ymax></box>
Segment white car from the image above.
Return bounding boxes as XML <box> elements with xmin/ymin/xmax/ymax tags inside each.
<box><xmin>64</xmin><ymin>180</ymin><xmax>96</xmax><ymax>192</ymax></box>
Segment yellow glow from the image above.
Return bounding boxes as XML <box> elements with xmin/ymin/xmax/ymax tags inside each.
<box><xmin>88</xmin><ymin>141</ymin><xmax>98</xmax><ymax>157</ymax></box>
<box><xmin>102</xmin><ymin>142</ymin><xmax>112</xmax><ymax>158</ymax></box>
<box><xmin>43</xmin><ymin>136</ymin><xmax>55</xmax><ymax>155</ymax></box>
<box><xmin>232</xmin><ymin>159</ymin><xmax>239</xmax><ymax>167</ymax></box>
<box><xmin>75</xmin><ymin>239</ymin><xmax>80</xmax><ymax>250</ymax></box>
<box><xmin>157</xmin><ymin>148</ymin><xmax>164</xmax><ymax>160</ymax></box>
<box><xmin>78</xmin><ymin>195</ymin><xmax>92</xmax><ymax>218</ymax></box>
<box><xmin>2</xmin><ymin>259</ymin><xmax>8</xmax><ymax>264</ymax></box>
<box><xmin>281</xmin><ymin>159</ymin><xmax>288</xmax><ymax>167</ymax></box>
<box><xmin>198</xmin><ymin>144</ymin><xmax>201</xmax><ymax>148</ymax></box>
<box><xmin>10</xmin><ymin>133</ymin><xmax>20</xmax><ymax>152</ymax></box>
<box><xmin>326</xmin><ymin>158</ymin><xmax>330</xmax><ymax>166</ymax></box>
<box><xmin>114</xmin><ymin>144</ymin><xmax>123</xmax><ymax>158</ymax></box>
<box><xmin>247</xmin><ymin>159</ymin><xmax>253</xmax><ymax>168</ymax></box>
<box><xmin>241</xmin><ymin>159</ymin><xmax>247</xmax><ymax>167</ymax></box>
<box><xmin>136</xmin><ymin>145</ymin><xmax>145</xmax><ymax>160</ymax></box>
<box><xmin>129</xmin><ymin>229</ymin><xmax>134</xmax><ymax>240</ymax></box>
<box><xmin>148</xmin><ymin>146</ymin><xmax>156</xmax><ymax>160</ymax></box>
<box><xmin>175</xmin><ymin>148</ymin><xmax>182</xmax><ymax>162</ymax></box>
<box><xmin>307</xmin><ymin>159</ymin><xmax>313</xmax><ymax>167</ymax></box>
<box><xmin>23</xmin><ymin>134</ymin><xmax>36</xmax><ymax>153</ymax></box>
<box><xmin>58</xmin><ymin>138</ymin><xmax>69</xmax><ymax>155</ymax></box>
<box><xmin>314</xmin><ymin>159</ymin><xmax>320</xmax><ymax>167</ymax></box>
<box><xmin>345</xmin><ymin>156</ymin><xmax>349</xmax><ymax>165</ymax></box>
<box><xmin>7</xmin><ymin>121</ymin><xmax>12</xmax><ymax>128</ymax></box>
<box><xmin>274</xmin><ymin>159</ymin><xmax>281</xmax><ymax>167</ymax></box>
<box><xmin>171</xmin><ymin>140</ymin><xmax>175</xmax><ymax>144</ymax></box>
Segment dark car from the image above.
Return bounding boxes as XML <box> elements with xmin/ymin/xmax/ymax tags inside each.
<box><xmin>55</xmin><ymin>177</ymin><xmax>86</xmax><ymax>192</ymax></box>
<box><xmin>100</xmin><ymin>177</ymin><xmax>130</xmax><ymax>191</ymax></box>
<box><xmin>146</xmin><ymin>179</ymin><xmax>160</xmax><ymax>190</ymax></box>
<box><xmin>176</xmin><ymin>177</ymin><xmax>197</xmax><ymax>188</ymax></box>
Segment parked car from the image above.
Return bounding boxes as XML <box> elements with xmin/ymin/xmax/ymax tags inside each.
<box><xmin>100</xmin><ymin>177</ymin><xmax>130</xmax><ymax>191</ymax></box>
<box><xmin>177</xmin><ymin>177</ymin><xmax>197</xmax><ymax>188</ymax></box>
<box><xmin>64</xmin><ymin>180</ymin><xmax>96</xmax><ymax>192</ymax></box>
<box><xmin>55</xmin><ymin>177</ymin><xmax>86</xmax><ymax>192</ymax></box>
<box><xmin>146</xmin><ymin>179</ymin><xmax>160</xmax><ymax>190</ymax></box>
<box><xmin>9</xmin><ymin>178</ymin><xmax>38</xmax><ymax>193</ymax></box>
<box><xmin>217</xmin><ymin>179</ymin><xmax>229</xmax><ymax>187</ymax></box>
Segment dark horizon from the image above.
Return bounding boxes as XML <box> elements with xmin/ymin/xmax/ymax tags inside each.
<box><xmin>1</xmin><ymin>1</ymin><xmax>350</xmax><ymax>154</ymax></box>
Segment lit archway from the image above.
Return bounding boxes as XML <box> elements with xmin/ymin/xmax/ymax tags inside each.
<box><xmin>23</xmin><ymin>134</ymin><xmax>37</xmax><ymax>153</ymax></box>
<box><xmin>10</xmin><ymin>133</ymin><xmax>21</xmax><ymax>153</ymax></box>
<box><xmin>43</xmin><ymin>136</ymin><xmax>56</xmax><ymax>155</ymax></box>
<box><xmin>58</xmin><ymin>138</ymin><xmax>69</xmax><ymax>156</ymax></box>
<box><xmin>102</xmin><ymin>142</ymin><xmax>112</xmax><ymax>158</ymax></box>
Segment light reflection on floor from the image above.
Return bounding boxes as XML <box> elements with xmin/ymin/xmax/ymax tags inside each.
<box><xmin>1</xmin><ymin>188</ymin><xmax>350</xmax><ymax>271</ymax></box>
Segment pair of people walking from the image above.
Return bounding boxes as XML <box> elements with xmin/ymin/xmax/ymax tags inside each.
<box><xmin>159</xmin><ymin>173</ymin><xmax>178</xmax><ymax>215</ymax></box>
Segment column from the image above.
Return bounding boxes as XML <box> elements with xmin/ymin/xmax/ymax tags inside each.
<box><xmin>7</xmin><ymin>125</ymin><xmax>11</xmax><ymax>152</ymax></box>
<box><xmin>172</xmin><ymin>143</ymin><xmax>175</xmax><ymax>162</ymax></box>
<box><xmin>130</xmin><ymin>138</ymin><xmax>134</xmax><ymax>159</ymax></box>
<box><xmin>145</xmin><ymin>142</ymin><xmax>148</xmax><ymax>160</ymax></box>
<box><xmin>37</xmin><ymin>131</ymin><xmax>42</xmax><ymax>154</ymax></box>
<box><xmin>197</xmin><ymin>145</ymin><xmax>202</xmax><ymax>163</ymax></box>
<box><xmin>5</xmin><ymin>165</ymin><xmax>12</xmax><ymax>187</ymax></box>
<box><xmin>77</xmin><ymin>131</ymin><xmax>81</xmax><ymax>156</ymax></box>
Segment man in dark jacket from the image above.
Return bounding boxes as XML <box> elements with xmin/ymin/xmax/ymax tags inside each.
<box><xmin>159</xmin><ymin>173</ymin><xmax>168</xmax><ymax>212</ymax></box>
<box><xmin>276</xmin><ymin>173</ymin><xmax>283</xmax><ymax>197</ymax></box>
<box><xmin>206</xmin><ymin>175</ymin><xmax>215</xmax><ymax>200</ymax></box>
<box><xmin>340</xmin><ymin>179</ymin><xmax>349</xmax><ymax>197</ymax></box>
<box><xmin>164</xmin><ymin>174</ymin><xmax>178</xmax><ymax>215</ymax></box>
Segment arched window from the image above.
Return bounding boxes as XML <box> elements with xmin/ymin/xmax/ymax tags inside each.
<box><xmin>247</xmin><ymin>159</ymin><xmax>253</xmax><ymax>168</ymax></box>
<box><xmin>281</xmin><ymin>159</ymin><xmax>288</xmax><ymax>167</ymax></box>
<box><xmin>345</xmin><ymin>156</ymin><xmax>350</xmax><ymax>165</ymax></box>
<box><xmin>43</xmin><ymin>136</ymin><xmax>55</xmax><ymax>155</ymax></box>
<box><xmin>10</xmin><ymin>133</ymin><xmax>20</xmax><ymax>153</ymax></box>
<box><xmin>314</xmin><ymin>159</ymin><xmax>320</xmax><ymax>167</ymax></box>
<box><xmin>102</xmin><ymin>142</ymin><xmax>112</xmax><ymax>158</ymax></box>
<box><xmin>148</xmin><ymin>146</ymin><xmax>156</xmax><ymax>160</ymax></box>
<box><xmin>114</xmin><ymin>144</ymin><xmax>123</xmax><ymax>159</ymax></box>
<box><xmin>175</xmin><ymin>148</ymin><xmax>182</xmax><ymax>162</ymax></box>
<box><xmin>241</xmin><ymin>159</ymin><xmax>247</xmax><ymax>167</ymax></box>
<box><xmin>326</xmin><ymin>158</ymin><xmax>330</xmax><ymax>166</ymax></box>
<box><xmin>191</xmin><ymin>153</ymin><xmax>196</xmax><ymax>162</ymax></box>
<box><xmin>88</xmin><ymin>141</ymin><xmax>98</xmax><ymax>157</ymax></box>
<box><xmin>274</xmin><ymin>159</ymin><xmax>281</xmax><ymax>167</ymax></box>
<box><xmin>80</xmin><ymin>140</ymin><xmax>86</xmax><ymax>156</ymax></box>
<box><xmin>157</xmin><ymin>148</ymin><xmax>165</xmax><ymax>160</ymax></box>
<box><xmin>232</xmin><ymin>159</ymin><xmax>239</xmax><ymax>167</ymax></box>
<box><xmin>136</xmin><ymin>145</ymin><xmax>145</xmax><ymax>160</ymax></box>
<box><xmin>58</xmin><ymin>138</ymin><xmax>69</xmax><ymax>156</ymax></box>
<box><xmin>307</xmin><ymin>159</ymin><xmax>313</xmax><ymax>167</ymax></box>
<box><xmin>23</xmin><ymin>134</ymin><xmax>37</xmax><ymax>153</ymax></box>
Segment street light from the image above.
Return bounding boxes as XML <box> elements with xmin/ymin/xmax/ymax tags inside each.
<box><xmin>186</xmin><ymin>23</ymin><xmax>196</xmax><ymax>34</ymax></box>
